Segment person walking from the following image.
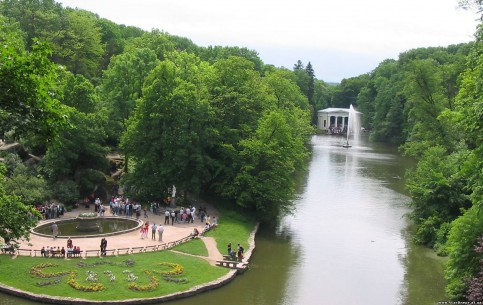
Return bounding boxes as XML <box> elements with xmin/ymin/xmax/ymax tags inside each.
<box><xmin>157</xmin><ymin>224</ymin><xmax>164</xmax><ymax>241</ymax></box>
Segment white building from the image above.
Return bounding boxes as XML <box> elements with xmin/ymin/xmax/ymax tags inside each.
<box><xmin>317</xmin><ymin>108</ymin><xmax>362</xmax><ymax>134</ymax></box>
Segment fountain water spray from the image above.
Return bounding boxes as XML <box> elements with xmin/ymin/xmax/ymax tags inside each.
<box><xmin>342</xmin><ymin>104</ymin><xmax>355</xmax><ymax>148</ymax></box>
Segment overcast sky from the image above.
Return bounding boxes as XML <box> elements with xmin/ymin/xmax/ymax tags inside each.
<box><xmin>60</xmin><ymin>0</ymin><xmax>479</xmax><ymax>82</ymax></box>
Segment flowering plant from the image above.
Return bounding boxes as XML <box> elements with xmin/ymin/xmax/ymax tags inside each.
<box><xmin>123</xmin><ymin>270</ymin><xmax>138</xmax><ymax>282</ymax></box>
<box><xmin>68</xmin><ymin>271</ymin><xmax>106</xmax><ymax>292</ymax></box>
<box><xmin>29</xmin><ymin>263</ymin><xmax>72</xmax><ymax>278</ymax></box>
<box><xmin>85</xmin><ymin>270</ymin><xmax>98</xmax><ymax>282</ymax></box>
<box><xmin>104</xmin><ymin>270</ymin><xmax>116</xmax><ymax>282</ymax></box>
<box><xmin>152</xmin><ymin>262</ymin><xmax>184</xmax><ymax>276</ymax></box>
<box><xmin>127</xmin><ymin>271</ymin><xmax>159</xmax><ymax>291</ymax></box>
<box><xmin>78</xmin><ymin>212</ymin><xmax>98</xmax><ymax>218</ymax></box>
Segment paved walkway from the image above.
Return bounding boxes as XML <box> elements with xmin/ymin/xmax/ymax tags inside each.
<box><xmin>16</xmin><ymin>206</ymin><xmax>222</xmax><ymax>264</ymax></box>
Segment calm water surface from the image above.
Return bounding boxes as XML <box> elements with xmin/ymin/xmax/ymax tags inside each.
<box><xmin>0</xmin><ymin>135</ymin><xmax>445</xmax><ymax>305</ymax></box>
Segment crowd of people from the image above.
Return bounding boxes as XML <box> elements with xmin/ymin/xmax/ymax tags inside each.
<box><xmin>40</xmin><ymin>237</ymin><xmax>83</xmax><ymax>258</ymax></box>
<box><xmin>30</xmin><ymin>196</ymin><xmax>238</xmax><ymax>261</ymax></box>
<box><xmin>36</xmin><ymin>202</ymin><xmax>65</xmax><ymax>220</ymax></box>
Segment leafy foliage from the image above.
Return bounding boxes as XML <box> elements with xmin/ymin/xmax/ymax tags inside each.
<box><xmin>0</xmin><ymin>164</ymin><xmax>41</xmax><ymax>245</ymax></box>
<box><xmin>0</xmin><ymin>16</ymin><xmax>68</xmax><ymax>142</ymax></box>
<box><xmin>466</xmin><ymin>237</ymin><xmax>483</xmax><ymax>302</ymax></box>
<box><xmin>445</xmin><ymin>205</ymin><xmax>483</xmax><ymax>299</ymax></box>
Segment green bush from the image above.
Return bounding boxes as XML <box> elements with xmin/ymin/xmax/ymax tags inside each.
<box><xmin>49</xmin><ymin>180</ymin><xmax>79</xmax><ymax>208</ymax></box>
<box><xmin>413</xmin><ymin>216</ymin><xmax>443</xmax><ymax>247</ymax></box>
<box><xmin>445</xmin><ymin>206</ymin><xmax>483</xmax><ymax>300</ymax></box>
<box><xmin>434</xmin><ymin>222</ymin><xmax>452</xmax><ymax>256</ymax></box>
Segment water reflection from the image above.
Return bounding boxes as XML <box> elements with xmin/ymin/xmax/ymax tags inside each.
<box><xmin>0</xmin><ymin>135</ymin><xmax>445</xmax><ymax>305</ymax></box>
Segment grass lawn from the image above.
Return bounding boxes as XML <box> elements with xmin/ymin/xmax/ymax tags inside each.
<box><xmin>0</xmin><ymin>250</ymin><xmax>228</xmax><ymax>300</ymax></box>
<box><xmin>172</xmin><ymin>238</ymin><xmax>208</xmax><ymax>256</ymax></box>
<box><xmin>203</xmin><ymin>206</ymin><xmax>256</xmax><ymax>257</ymax></box>
<box><xmin>0</xmin><ymin>204</ymin><xmax>256</xmax><ymax>301</ymax></box>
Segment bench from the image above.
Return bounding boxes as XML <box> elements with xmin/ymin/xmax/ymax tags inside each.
<box><xmin>50</xmin><ymin>251</ymin><xmax>65</xmax><ymax>258</ymax></box>
<box><xmin>144</xmin><ymin>245</ymin><xmax>158</xmax><ymax>252</ymax></box>
<box><xmin>117</xmin><ymin>248</ymin><xmax>130</xmax><ymax>255</ymax></box>
<box><xmin>223</xmin><ymin>255</ymin><xmax>241</xmax><ymax>261</ymax></box>
<box><xmin>84</xmin><ymin>250</ymin><xmax>100</xmax><ymax>257</ymax></box>
<box><xmin>1</xmin><ymin>245</ymin><xmax>15</xmax><ymax>255</ymax></box>
<box><xmin>16</xmin><ymin>248</ymin><xmax>32</xmax><ymax>256</ymax></box>
<box><xmin>130</xmin><ymin>246</ymin><xmax>145</xmax><ymax>254</ymax></box>
<box><xmin>216</xmin><ymin>260</ymin><xmax>242</xmax><ymax>268</ymax></box>
<box><xmin>68</xmin><ymin>251</ymin><xmax>83</xmax><ymax>258</ymax></box>
<box><xmin>104</xmin><ymin>249</ymin><xmax>116</xmax><ymax>256</ymax></box>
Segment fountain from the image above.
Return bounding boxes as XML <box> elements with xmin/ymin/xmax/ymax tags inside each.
<box><xmin>32</xmin><ymin>214</ymin><xmax>141</xmax><ymax>238</ymax></box>
<box><xmin>76</xmin><ymin>212</ymin><xmax>100</xmax><ymax>232</ymax></box>
<box><xmin>342</xmin><ymin>104</ymin><xmax>360</xmax><ymax>148</ymax></box>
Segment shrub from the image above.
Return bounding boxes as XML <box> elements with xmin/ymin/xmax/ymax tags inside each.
<box><xmin>49</xmin><ymin>180</ymin><xmax>79</xmax><ymax>208</ymax></box>
<box><xmin>445</xmin><ymin>206</ymin><xmax>483</xmax><ymax>300</ymax></box>
<box><xmin>413</xmin><ymin>216</ymin><xmax>443</xmax><ymax>247</ymax></box>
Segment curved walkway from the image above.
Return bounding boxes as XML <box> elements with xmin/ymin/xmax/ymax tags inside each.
<box><xmin>15</xmin><ymin>207</ymin><xmax>223</xmax><ymax>261</ymax></box>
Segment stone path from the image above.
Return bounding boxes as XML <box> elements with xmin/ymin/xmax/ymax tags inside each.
<box><xmin>16</xmin><ymin>206</ymin><xmax>223</xmax><ymax>265</ymax></box>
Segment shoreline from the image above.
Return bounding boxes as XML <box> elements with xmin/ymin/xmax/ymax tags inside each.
<box><xmin>0</xmin><ymin>223</ymin><xmax>259</xmax><ymax>304</ymax></box>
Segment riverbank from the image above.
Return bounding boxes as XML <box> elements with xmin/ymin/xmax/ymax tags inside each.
<box><xmin>0</xmin><ymin>206</ymin><xmax>258</xmax><ymax>304</ymax></box>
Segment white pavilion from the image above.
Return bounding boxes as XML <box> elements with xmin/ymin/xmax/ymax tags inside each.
<box><xmin>317</xmin><ymin>107</ymin><xmax>362</xmax><ymax>134</ymax></box>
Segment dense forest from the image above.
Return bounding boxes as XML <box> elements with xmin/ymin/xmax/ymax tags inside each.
<box><xmin>0</xmin><ymin>0</ymin><xmax>482</xmax><ymax>301</ymax></box>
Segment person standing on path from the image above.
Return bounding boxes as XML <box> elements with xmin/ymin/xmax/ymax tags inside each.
<box><xmin>164</xmin><ymin>210</ymin><xmax>170</xmax><ymax>224</ymax></box>
<box><xmin>170</xmin><ymin>211</ymin><xmax>175</xmax><ymax>225</ymax></box>
<box><xmin>51</xmin><ymin>222</ymin><xmax>58</xmax><ymax>240</ymax></box>
<box><xmin>100</xmin><ymin>238</ymin><xmax>107</xmax><ymax>256</ymax></box>
<box><xmin>157</xmin><ymin>224</ymin><xmax>164</xmax><ymax>241</ymax></box>
<box><xmin>151</xmin><ymin>223</ymin><xmax>157</xmax><ymax>240</ymax></box>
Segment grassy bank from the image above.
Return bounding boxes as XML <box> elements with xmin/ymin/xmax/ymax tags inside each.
<box><xmin>0</xmin><ymin>205</ymin><xmax>255</xmax><ymax>301</ymax></box>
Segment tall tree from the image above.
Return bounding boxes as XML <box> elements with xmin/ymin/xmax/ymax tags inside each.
<box><xmin>305</xmin><ymin>61</ymin><xmax>316</xmax><ymax>125</ymax></box>
<box><xmin>52</xmin><ymin>9</ymin><xmax>105</xmax><ymax>79</ymax></box>
<box><xmin>225</xmin><ymin>108</ymin><xmax>312</xmax><ymax>220</ymax></box>
<box><xmin>99</xmin><ymin>48</ymin><xmax>158</xmax><ymax>144</ymax></box>
<box><xmin>0</xmin><ymin>164</ymin><xmax>41</xmax><ymax>247</ymax></box>
<box><xmin>0</xmin><ymin>16</ymin><xmax>68</xmax><ymax>142</ymax></box>
<box><xmin>121</xmin><ymin>52</ymin><xmax>216</xmax><ymax>200</ymax></box>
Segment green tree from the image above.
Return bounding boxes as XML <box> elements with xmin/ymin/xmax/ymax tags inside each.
<box><xmin>62</xmin><ymin>72</ymin><xmax>98</xmax><ymax>114</ymax></box>
<box><xmin>305</xmin><ymin>62</ymin><xmax>316</xmax><ymax>125</ymax></box>
<box><xmin>0</xmin><ymin>16</ymin><xmax>68</xmax><ymax>142</ymax></box>
<box><xmin>121</xmin><ymin>52</ymin><xmax>216</xmax><ymax>201</ymax></box>
<box><xmin>264</xmin><ymin>69</ymin><xmax>309</xmax><ymax>110</ymax></box>
<box><xmin>454</xmin><ymin>24</ymin><xmax>483</xmax><ymax>211</ymax></box>
<box><xmin>96</xmin><ymin>17</ymin><xmax>125</xmax><ymax>71</ymax></box>
<box><xmin>445</xmin><ymin>205</ymin><xmax>483</xmax><ymax>300</ymax></box>
<box><xmin>0</xmin><ymin>0</ymin><xmax>64</xmax><ymax>48</ymax></box>
<box><xmin>42</xmin><ymin>107</ymin><xmax>109</xmax><ymax>197</ymax></box>
<box><xmin>313</xmin><ymin>79</ymin><xmax>331</xmax><ymax>113</ymax></box>
<box><xmin>224</xmin><ymin>108</ymin><xmax>312</xmax><ymax>220</ymax></box>
<box><xmin>99</xmin><ymin>48</ymin><xmax>159</xmax><ymax>144</ymax></box>
<box><xmin>52</xmin><ymin>9</ymin><xmax>105</xmax><ymax>79</ymax></box>
<box><xmin>124</xmin><ymin>29</ymin><xmax>175</xmax><ymax>61</ymax></box>
<box><xmin>208</xmin><ymin>56</ymin><xmax>270</xmax><ymax>197</ymax></box>
<box><xmin>331</xmin><ymin>74</ymin><xmax>370</xmax><ymax>108</ymax></box>
<box><xmin>3</xmin><ymin>158</ymin><xmax>50</xmax><ymax>206</ymax></box>
<box><xmin>406</xmin><ymin>146</ymin><xmax>471</xmax><ymax>246</ymax></box>
<box><xmin>0</xmin><ymin>163</ymin><xmax>40</xmax><ymax>246</ymax></box>
<box><xmin>199</xmin><ymin>45</ymin><xmax>264</xmax><ymax>72</ymax></box>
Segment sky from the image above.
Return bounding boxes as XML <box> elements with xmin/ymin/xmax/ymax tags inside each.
<box><xmin>59</xmin><ymin>0</ymin><xmax>479</xmax><ymax>83</ymax></box>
